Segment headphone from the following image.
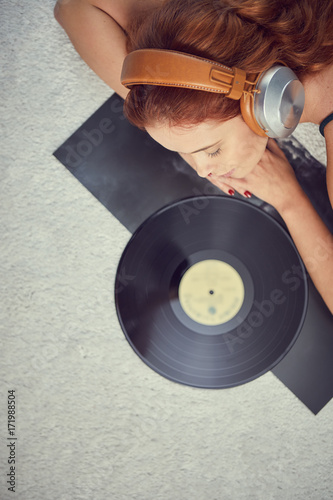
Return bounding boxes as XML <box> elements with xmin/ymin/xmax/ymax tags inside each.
<box><xmin>121</xmin><ymin>49</ymin><xmax>305</xmax><ymax>139</ymax></box>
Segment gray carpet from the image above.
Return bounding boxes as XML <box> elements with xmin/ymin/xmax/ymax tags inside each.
<box><xmin>1</xmin><ymin>2</ymin><xmax>332</xmax><ymax>499</ymax></box>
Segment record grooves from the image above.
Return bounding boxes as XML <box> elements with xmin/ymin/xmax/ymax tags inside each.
<box><xmin>115</xmin><ymin>196</ymin><xmax>308</xmax><ymax>388</ymax></box>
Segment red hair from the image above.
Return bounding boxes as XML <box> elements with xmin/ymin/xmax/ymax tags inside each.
<box><xmin>124</xmin><ymin>0</ymin><xmax>333</xmax><ymax>129</ymax></box>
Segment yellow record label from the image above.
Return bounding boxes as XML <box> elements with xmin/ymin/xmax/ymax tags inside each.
<box><xmin>178</xmin><ymin>259</ymin><xmax>245</xmax><ymax>325</ymax></box>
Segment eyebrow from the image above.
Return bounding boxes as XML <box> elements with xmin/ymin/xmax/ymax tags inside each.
<box><xmin>185</xmin><ymin>139</ymin><xmax>221</xmax><ymax>155</ymax></box>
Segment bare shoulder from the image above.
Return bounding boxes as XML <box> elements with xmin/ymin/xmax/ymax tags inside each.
<box><xmin>92</xmin><ymin>0</ymin><xmax>164</xmax><ymax>28</ymax></box>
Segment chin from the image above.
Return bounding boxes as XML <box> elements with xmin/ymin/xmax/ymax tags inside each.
<box><xmin>233</xmin><ymin>164</ymin><xmax>256</xmax><ymax>179</ymax></box>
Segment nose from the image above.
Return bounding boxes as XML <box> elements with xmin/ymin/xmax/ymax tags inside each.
<box><xmin>194</xmin><ymin>157</ymin><xmax>214</xmax><ymax>178</ymax></box>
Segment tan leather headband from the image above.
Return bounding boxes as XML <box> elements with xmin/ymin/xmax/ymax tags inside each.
<box><xmin>121</xmin><ymin>49</ymin><xmax>248</xmax><ymax>100</ymax></box>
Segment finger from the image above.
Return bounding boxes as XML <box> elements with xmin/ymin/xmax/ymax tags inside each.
<box><xmin>210</xmin><ymin>176</ymin><xmax>252</xmax><ymax>199</ymax></box>
<box><xmin>208</xmin><ymin>176</ymin><xmax>235</xmax><ymax>196</ymax></box>
<box><xmin>226</xmin><ymin>181</ymin><xmax>252</xmax><ymax>198</ymax></box>
<box><xmin>216</xmin><ymin>176</ymin><xmax>253</xmax><ymax>198</ymax></box>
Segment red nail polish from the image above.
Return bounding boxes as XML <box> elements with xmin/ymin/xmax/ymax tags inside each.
<box><xmin>228</xmin><ymin>189</ymin><xmax>235</xmax><ymax>196</ymax></box>
<box><xmin>208</xmin><ymin>173</ymin><xmax>212</xmax><ymax>177</ymax></box>
<box><xmin>244</xmin><ymin>191</ymin><xmax>252</xmax><ymax>198</ymax></box>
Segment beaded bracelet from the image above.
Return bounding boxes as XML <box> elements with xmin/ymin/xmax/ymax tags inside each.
<box><xmin>319</xmin><ymin>113</ymin><xmax>333</xmax><ymax>137</ymax></box>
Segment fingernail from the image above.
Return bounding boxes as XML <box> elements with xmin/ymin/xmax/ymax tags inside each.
<box><xmin>208</xmin><ymin>173</ymin><xmax>212</xmax><ymax>177</ymax></box>
<box><xmin>244</xmin><ymin>191</ymin><xmax>252</xmax><ymax>198</ymax></box>
<box><xmin>228</xmin><ymin>189</ymin><xmax>235</xmax><ymax>196</ymax></box>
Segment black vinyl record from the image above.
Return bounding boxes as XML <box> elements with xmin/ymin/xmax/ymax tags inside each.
<box><xmin>115</xmin><ymin>196</ymin><xmax>308</xmax><ymax>388</ymax></box>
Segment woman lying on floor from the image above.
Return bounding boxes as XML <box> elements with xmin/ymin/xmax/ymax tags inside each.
<box><xmin>54</xmin><ymin>0</ymin><xmax>333</xmax><ymax>313</ymax></box>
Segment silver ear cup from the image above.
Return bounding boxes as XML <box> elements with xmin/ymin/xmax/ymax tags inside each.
<box><xmin>253</xmin><ymin>66</ymin><xmax>305</xmax><ymax>138</ymax></box>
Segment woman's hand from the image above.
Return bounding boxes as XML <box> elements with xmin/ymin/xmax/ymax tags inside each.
<box><xmin>209</xmin><ymin>139</ymin><xmax>303</xmax><ymax>213</ymax></box>
<box><xmin>210</xmin><ymin>138</ymin><xmax>333</xmax><ymax>312</ymax></box>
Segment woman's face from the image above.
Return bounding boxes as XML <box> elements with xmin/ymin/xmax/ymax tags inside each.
<box><xmin>146</xmin><ymin>116</ymin><xmax>268</xmax><ymax>180</ymax></box>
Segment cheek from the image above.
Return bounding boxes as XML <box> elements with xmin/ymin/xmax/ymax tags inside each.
<box><xmin>231</xmin><ymin>121</ymin><xmax>268</xmax><ymax>162</ymax></box>
<box><xmin>241</xmin><ymin>137</ymin><xmax>267</xmax><ymax>164</ymax></box>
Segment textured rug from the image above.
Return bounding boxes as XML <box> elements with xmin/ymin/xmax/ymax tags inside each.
<box><xmin>1</xmin><ymin>2</ymin><xmax>333</xmax><ymax>500</ymax></box>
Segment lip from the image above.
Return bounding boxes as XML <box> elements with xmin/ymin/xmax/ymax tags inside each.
<box><xmin>220</xmin><ymin>168</ymin><xmax>236</xmax><ymax>178</ymax></box>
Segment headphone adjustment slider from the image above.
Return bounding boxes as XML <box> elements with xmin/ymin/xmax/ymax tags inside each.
<box><xmin>229</xmin><ymin>67</ymin><xmax>247</xmax><ymax>100</ymax></box>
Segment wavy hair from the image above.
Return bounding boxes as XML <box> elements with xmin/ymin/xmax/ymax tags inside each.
<box><xmin>124</xmin><ymin>0</ymin><xmax>333</xmax><ymax>128</ymax></box>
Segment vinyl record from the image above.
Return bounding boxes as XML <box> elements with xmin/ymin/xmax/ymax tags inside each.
<box><xmin>115</xmin><ymin>196</ymin><xmax>308</xmax><ymax>388</ymax></box>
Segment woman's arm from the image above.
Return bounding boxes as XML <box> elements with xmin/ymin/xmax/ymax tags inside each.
<box><xmin>54</xmin><ymin>0</ymin><xmax>158</xmax><ymax>98</ymax></box>
<box><xmin>54</xmin><ymin>0</ymin><xmax>128</xmax><ymax>97</ymax></box>
<box><xmin>210</xmin><ymin>140</ymin><xmax>333</xmax><ymax>314</ymax></box>
<box><xmin>278</xmin><ymin>189</ymin><xmax>333</xmax><ymax>314</ymax></box>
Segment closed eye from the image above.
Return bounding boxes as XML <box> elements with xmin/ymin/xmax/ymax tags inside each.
<box><xmin>207</xmin><ymin>148</ymin><xmax>221</xmax><ymax>158</ymax></box>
